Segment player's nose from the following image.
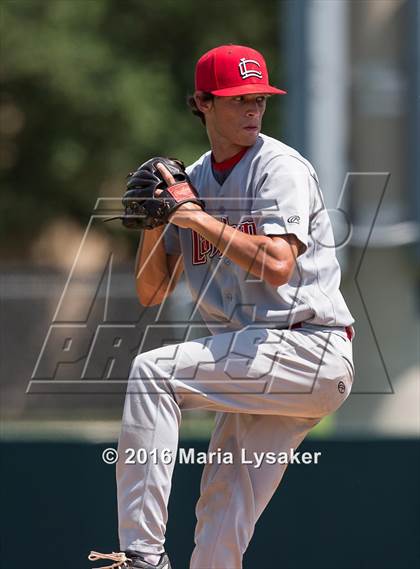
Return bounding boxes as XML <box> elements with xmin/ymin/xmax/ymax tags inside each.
<box><xmin>245</xmin><ymin>102</ymin><xmax>260</xmax><ymax>117</ymax></box>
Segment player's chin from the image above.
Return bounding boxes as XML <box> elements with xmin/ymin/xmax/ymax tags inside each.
<box><xmin>240</xmin><ymin>128</ymin><xmax>260</xmax><ymax>145</ymax></box>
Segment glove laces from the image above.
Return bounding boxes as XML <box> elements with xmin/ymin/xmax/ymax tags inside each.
<box><xmin>88</xmin><ymin>551</ymin><xmax>130</xmax><ymax>569</ymax></box>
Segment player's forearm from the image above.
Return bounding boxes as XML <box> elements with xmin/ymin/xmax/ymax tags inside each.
<box><xmin>187</xmin><ymin>211</ymin><xmax>291</xmax><ymax>286</ymax></box>
<box><xmin>135</xmin><ymin>227</ymin><xmax>172</xmax><ymax>306</ymax></box>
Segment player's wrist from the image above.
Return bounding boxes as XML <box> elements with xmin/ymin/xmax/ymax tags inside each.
<box><xmin>184</xmin><ymin>208</ymin><xmax>210</xmax><ymax>230</ymax></box>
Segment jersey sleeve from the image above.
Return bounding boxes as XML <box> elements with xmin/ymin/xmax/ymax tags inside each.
<box><xmin>251</xmin><ymin>155</ymin><xmax>311</xmax><ymax>254</ymax></box>
<box><xmin>163</xmin><ymin>223</ymin><xmax>182</xmax><ymax>256</ymax></box>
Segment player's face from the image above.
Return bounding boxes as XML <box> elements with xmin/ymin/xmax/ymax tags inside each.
<box><xmin>208</xmin><ymin>94</ymin><xmax>268</xmax><ymax>149</ymax></box>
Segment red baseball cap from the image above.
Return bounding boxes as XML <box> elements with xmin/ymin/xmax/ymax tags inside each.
<box><xmin>195</xmin><ymin>44</ymin><xmax>287</xmax><ymax>97</ymax></box>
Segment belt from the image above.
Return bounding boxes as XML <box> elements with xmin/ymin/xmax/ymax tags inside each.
<box><xmin>290</xmin><ymin>322</ymin><xmax>354</xmax><ymax>341</ymax></box>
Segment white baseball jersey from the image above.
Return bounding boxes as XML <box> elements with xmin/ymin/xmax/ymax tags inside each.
<box><xmin>164</xmin><ymin>133</ymin><xmax>354</xmax><ymax>333</ymax></box>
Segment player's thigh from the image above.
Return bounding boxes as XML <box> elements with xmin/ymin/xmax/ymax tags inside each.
<box><xmin>129</xmin><ymin>327</ymin><xmax>276</xmax><ymax>413</ymax></box>
<box><xmin>130</xmin><ymin>326</ymin><xmax>352</xmax><ymax>417</ymax></box>
<box><xmin>132</xmin><ymin>326</ymin><xmax>266</xmax><ymax>382</ymax></box>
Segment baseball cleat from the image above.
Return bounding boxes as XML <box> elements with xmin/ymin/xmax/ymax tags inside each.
<box><xmin>88</xmin><ymin>550</ymin><xmax>172</xmax><ymax>569</ymax></box>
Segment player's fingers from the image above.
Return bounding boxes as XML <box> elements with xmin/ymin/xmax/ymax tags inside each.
<box><xmin>156</xmin><ymin>162</ymin><xmax>176</xmax><ymax>185</ymax></box>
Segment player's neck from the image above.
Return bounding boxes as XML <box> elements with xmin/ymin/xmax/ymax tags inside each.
<box><xmin>211</xmin><ymin>147</ymin><xmax>249</xmax><ymax>171</ymax></box>
<box><xmin>210</xmin><ymin>142</ymin><xmax>249</xmax><ymax>164</ymax></box>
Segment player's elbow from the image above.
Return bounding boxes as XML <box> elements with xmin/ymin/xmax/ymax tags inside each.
<box><xmin>139</xmin><ymin>297</ymin><xmax>162</xmax><ymax>307</ymax></box>
<box><xmin>136</xmin><ymin>283</ymin><xmax>166</xmax><ymax>307</ymax></box>
<box><xmin>265</xmin><ymin>259</ymin><xmax>295</xmax><ymax>287</ymax></box>
<box><xmin>137</xmin><ymin>292</ymin><xmax>163</xmax><ymax>307</ymax></box>
<box><xmin>264</xmin><ymin>234</ymin><xmax>303</xmax><ymax>286</ymax></box>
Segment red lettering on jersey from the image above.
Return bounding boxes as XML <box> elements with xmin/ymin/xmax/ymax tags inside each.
<box><xmin>239</xmin><ymin>220</ymin><xmax>257</xmax><ymax>235</ymax></box>
<box><xmin>209</xmin><ymin>243</ymin><xmax>222</xmax><ymax>258</ymax></box>
<box><xmin>191</xmin><ymin>218</ymin><xmax>257</xmax><ymax>265</ymax></box>
<box><xmin>192</xmin><ymin>230</ymin><xmax>212</xmax><ymax>265</ymax></box>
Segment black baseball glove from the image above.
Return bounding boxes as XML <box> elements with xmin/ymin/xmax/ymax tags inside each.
<box><xmin>117</xmin><ymin>156</ymin><xmax>205</xmax><ymax>230</ymax></box>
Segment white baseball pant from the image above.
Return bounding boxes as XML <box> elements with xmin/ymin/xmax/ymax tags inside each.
<box><xmin>116</xmin><ymin>324</ymin><xmax>354</xmax><ymax>569</ymax></box>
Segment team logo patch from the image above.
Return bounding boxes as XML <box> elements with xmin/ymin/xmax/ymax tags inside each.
<box><xmin>287</xmin><ymin>215</ymin><xmax>300</xmax><ymax>224</ymax></box>
<box><xmin>238</xmin><ymin>57</ymin><xmax>263</xmax><ymax>80</ymax></box>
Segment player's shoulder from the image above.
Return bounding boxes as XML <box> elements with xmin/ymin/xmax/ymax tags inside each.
<box><xmin>185</xmin><ymin>150</ymin><xmax>211</xmax><ymax>177</ymax></box>
<box><xmin>256</xmin><ymin>134</ymin><xmax>318</xmax><ymax>180</ymax></box>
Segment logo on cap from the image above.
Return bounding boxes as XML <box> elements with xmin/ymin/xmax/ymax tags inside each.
<box><xmin>238</xmin><ymin>57</ymin><xmax>263</xmax><ymax>80</ymax></box>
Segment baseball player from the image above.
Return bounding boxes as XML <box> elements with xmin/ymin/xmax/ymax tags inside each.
<box><xmin>89</xmin><ymin>44</ymin><xmax>355</xmax><ymax>569</ymax></box>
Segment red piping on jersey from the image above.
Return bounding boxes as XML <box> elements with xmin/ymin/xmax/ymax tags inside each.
<box><xmin>211</xmin><ymin>147</ymin><xmax>249</xmax><ymax>171</ymax></box>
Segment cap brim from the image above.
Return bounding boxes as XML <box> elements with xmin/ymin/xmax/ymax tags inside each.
<box><xmin>210</xmin><ymin>84</ymin><xmax>287</xmax><ymax>96</ymax></box>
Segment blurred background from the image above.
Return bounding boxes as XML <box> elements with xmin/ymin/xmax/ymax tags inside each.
<box><xmin>1</xmin><ymin>1</ymin><xmax>419</xmax><ymax>568</ymax></box>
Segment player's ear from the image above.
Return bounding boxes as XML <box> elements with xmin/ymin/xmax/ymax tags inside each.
<box><xmin>194</xmin><ymin>91</ymin><xmax>214</xmax><ymax>114</ymax></box>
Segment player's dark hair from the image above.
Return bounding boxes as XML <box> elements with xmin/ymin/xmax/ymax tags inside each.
<box><xmin>187</xmin><ymin>92</ymin><xmax>214</xmax><ymax>126</ymax></box>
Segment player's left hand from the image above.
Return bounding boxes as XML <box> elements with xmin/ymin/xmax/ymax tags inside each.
<box><xmin>155</xmin><ymin>162</ymin><xmax>205</xmax><ymax>228</ymax></box>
